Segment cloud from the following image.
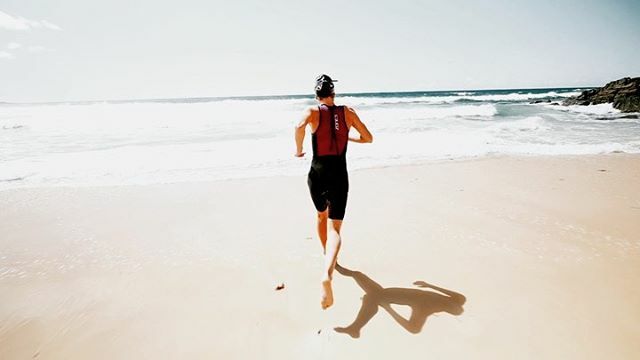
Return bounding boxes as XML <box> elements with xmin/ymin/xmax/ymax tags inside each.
<box><xmin>4</xmin><ymin>42</ymin><xmax>50</xmax><ymax>54</ymax></box>
<box><xmin>0</xmin><ymin>51</ymin><xmax>15</xmax><ymax>59</ymax></box>
<box><xmin>41</xmin><ymin>20</ymin><xmax>61</xmax><ymax>31</ymax></box>
<box><xmin>0</xmin><ymin>10</ymin><xmax>61</xmax><ymax>31</ymax></box>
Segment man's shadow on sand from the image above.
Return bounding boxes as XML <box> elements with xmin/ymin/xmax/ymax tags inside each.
<box><xmin>333</xmin><ymin>264</ymin><xmax>467</xmax><ymax>338</ymax></box>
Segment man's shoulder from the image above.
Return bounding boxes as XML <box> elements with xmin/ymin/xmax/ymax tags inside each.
<box><xmin>301</xmin><ymin>106</ymin><xmax>318</xmax><ymax>117</ymax></box>
<box><xmin>302</xmin><ymin>106</ymin><xmax>320</xmax><ymax>121</ymax></box>
<box><xmin>342</xmin><ymin>105</ymin><xmax>358</xmax><ymax>117</ymax></box>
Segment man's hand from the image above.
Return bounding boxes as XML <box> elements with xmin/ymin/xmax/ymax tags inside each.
<box><xmin>294</xmin><ymin>151</ymin><xmax>306</xmax><ymax>158</ymax></box>
<box><xmin>348</xmin><ymin>135</ymin><xmax>369</xmax><ymax>143</ymax></box>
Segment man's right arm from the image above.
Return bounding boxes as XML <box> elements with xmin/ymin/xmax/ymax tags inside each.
<box><xmin>294</xmin><ymin>107</ymin><xmax>313</xmax><ymax>157</ymax></box>
<box><xmin>413</xmin><ymin>281</ymin><xmax>466</xmax><ymax>305</ymax></box>
<box><xmin>346</xmin><ymin>107</ymin><xmax>373</xmax><ymax>143</ymax></box>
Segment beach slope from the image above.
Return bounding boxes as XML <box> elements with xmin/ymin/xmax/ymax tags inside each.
<box><xmin>1</xmin><ymin>155</ymin><xmax>639</xmax><ymax>359</ymax></box>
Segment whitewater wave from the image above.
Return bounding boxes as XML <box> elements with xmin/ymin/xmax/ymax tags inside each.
<box><xmin>363</xmin><ymin>104</ymin><xmax>498</xmax><ymax>121</ymax></box>
<box><xmin>563</xmin><ymin>103</ymin><xmax>620</xmax><ymax>115</ymax></box>
<box><xmin>1</xmin><ymin>124</ymin><xmax>24</xmax><ymax>130</ymax></box>
<box><xmin>425</xmin><ymin>104</ymin><xmax>498</xmax><ymax>118</ymax></box>
<box><xmin>341</xmin><ymin>91</ymin><xmax>579</xmax><ymax>107</ymax></box>
<box><xmin>1</xmin><ymin>87</ymin><xmax>638</xmax><ymax>191</ymax></box>
<box><xmin>465</xmin><ymin>91</ymin><xmax>580</xmax><ymax>102</ymax></box>
<box><xmin>489</xmin><ymin>116</ymin><xmax>551</xmax><ymax>132</ymax></box>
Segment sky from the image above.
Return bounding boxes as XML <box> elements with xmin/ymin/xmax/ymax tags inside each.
<box><xmin>0</xmin><ymin>0</ymin><xmax>639</xmax><ymax>102</ymax></box>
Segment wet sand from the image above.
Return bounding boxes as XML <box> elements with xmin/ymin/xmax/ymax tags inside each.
<box><xmin>1</xmin><ymin>155</ymin><xmax>639</xmax><ymax>359</ymax></box>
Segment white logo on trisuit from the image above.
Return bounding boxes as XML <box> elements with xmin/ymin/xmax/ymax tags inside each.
<box><xmin>334</xmin><ymin>114</ymin><xmax>339</xmax><ymax>131</ymax></box>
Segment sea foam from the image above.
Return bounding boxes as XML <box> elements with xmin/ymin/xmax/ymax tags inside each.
<box><xmin>1</xmin><ymin>88</ymin><xmax>638</xmax><ymax>190</ymax></box>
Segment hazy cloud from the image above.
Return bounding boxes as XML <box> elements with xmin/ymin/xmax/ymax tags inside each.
<box><xmin>41</xmin><ymin>20</ymin><xmax>61</xmax><ymax>31</ymax></box>
<box><xmin>0</xmin><ymin>51</ymin><xmax>15</xmax><ymax>59</ymax></box>
<box><xmin>0</xmin><ymin>10</ymin><xmax>61</xmax><ymax>31</ymax></box>
<box><xmin>7</xmin><ymin>42</ymin><xmax>21</xmax><ymax>49</ymax></box>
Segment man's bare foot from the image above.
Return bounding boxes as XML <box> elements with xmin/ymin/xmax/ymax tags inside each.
<box><xmin>321</xmin><ymin>278</ymin><xmax>334</xmax><ymax>309</ymax></box>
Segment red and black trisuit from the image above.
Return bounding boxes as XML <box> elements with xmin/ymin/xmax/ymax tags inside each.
<box><xmin>307</xmin><ymin>104</ymin><xmax>350</xmax><ymax>220</ymax></box>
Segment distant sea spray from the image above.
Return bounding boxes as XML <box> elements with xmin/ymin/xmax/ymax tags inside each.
<box><xmin>1</xmin><ymin>88</ymin><xmax>639</xmax><ymax>190</ymax></box>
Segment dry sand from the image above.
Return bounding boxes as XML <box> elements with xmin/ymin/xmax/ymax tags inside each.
<box><xmin>1</xmin><ymin>155</ymin><xmax>639</xmax><ymax>359</ymax></box>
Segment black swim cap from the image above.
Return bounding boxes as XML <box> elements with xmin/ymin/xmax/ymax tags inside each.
<box><xmin>315</xmin><ymin>74</ymin><xmax>338</xmax><ymax>98</ymax></box>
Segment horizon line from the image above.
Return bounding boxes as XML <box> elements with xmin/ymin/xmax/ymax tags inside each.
<box><xmin>1</xmin><ymin>84</ymin><xmax>596</xmax><ymax>106</ymax></box>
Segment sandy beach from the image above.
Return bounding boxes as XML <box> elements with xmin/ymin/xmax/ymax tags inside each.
<box><xmin>1</xmin><ymin>154</ymin><xmax>639</xmax><ymax>359</ymax></box>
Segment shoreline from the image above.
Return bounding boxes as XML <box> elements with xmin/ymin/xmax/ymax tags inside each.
<box><xmin>1</xmin><ymin>154</ymin><xmax>639</xmax><ymax>359</ymax></box>
<box><xmin>1</xmin><ymin>152</ymin><xmax>638</xmax><ymax>194</ymax></box>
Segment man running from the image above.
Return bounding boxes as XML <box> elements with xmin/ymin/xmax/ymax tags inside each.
<box><xmin>294</xmin><ymin>74</ymin><xmax>373</xmax><ymax>309</ymax></box>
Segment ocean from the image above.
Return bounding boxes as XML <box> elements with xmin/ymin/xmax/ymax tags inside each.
<box><xmin>1</xmin><ymin>88</ymin><xmax>639</xmax><ymax>190</ymax></box>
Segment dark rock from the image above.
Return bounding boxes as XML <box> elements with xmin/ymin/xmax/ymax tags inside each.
<box><xmin>563</xmin><ymin>77</ymin><xmax>640</xmax><ymax>112</ymax></box>
<box><xmin>596</xmin><ymin>113</ymin><xmax>640</xmax><ymax>121</ymax></box>
<box><xmin>530</xmin><ymin>99</ymin><xmax>552</xmax><ymax>104</ymax></box>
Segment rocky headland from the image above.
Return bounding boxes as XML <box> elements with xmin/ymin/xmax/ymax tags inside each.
<box><xmin>563</xmin><ymin>77</ymin><xmax>640</xmax><ymax>112</ymax></box>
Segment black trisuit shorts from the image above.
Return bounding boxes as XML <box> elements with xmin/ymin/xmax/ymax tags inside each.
<box><xmin>307</xmin><ymin>161</ymin><xmax>349</xmax><ymax>220</ymax></box>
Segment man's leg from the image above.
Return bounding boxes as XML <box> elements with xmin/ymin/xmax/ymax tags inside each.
<box><xmin>316</xmin><ymin>209</ymin><xmax>328</xmax><ymax>252</ymax></box>
<box><xmin>334</xmin><ymin>293</ymin><xmax>378</xmax><ymax>338</ymax></box>
<box><xmin>321</xmin><ymin>219</ymin><xmax>342</xmax><ymax>309</ymax></box>
<box><xmin>325</xmin><ymin>219</ymin><xmax>342</xmax><ymax>279</ymax></box>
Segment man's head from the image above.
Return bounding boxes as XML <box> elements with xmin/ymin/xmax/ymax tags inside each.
<box><xmin>315</xmin><ymin>74</ymin><xmax>337</xmax><ymax>99</ymax></box>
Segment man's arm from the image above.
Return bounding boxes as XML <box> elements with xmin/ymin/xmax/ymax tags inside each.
<box><xmin>413</xmin><ymin>281</ymin><xmax>466</xmax><ymax>305</ymax></box>
<box><xmin>294</xmin><ymin>107</ymin><xmax>312</xmax><ymax>157</ymax></box>
<box><xmin>346</xmin><ymin>107</ymin><xmax>373</xmax><ymax>143</ymax></box>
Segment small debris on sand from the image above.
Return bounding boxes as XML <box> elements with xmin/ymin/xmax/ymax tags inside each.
<box><xmin>275</xmin><ymin>283</ymin><xmax>285</xmax><ymax>291</ymax></box>
<box><xmin>597</xmin><ymin>169</ymin><xmax>607</xmax><ymax>172</ymax></box>
<box><xmin>317</xmin><ymin>329</ymin><xmax>322</xmax><ymax>334</ymax></box>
